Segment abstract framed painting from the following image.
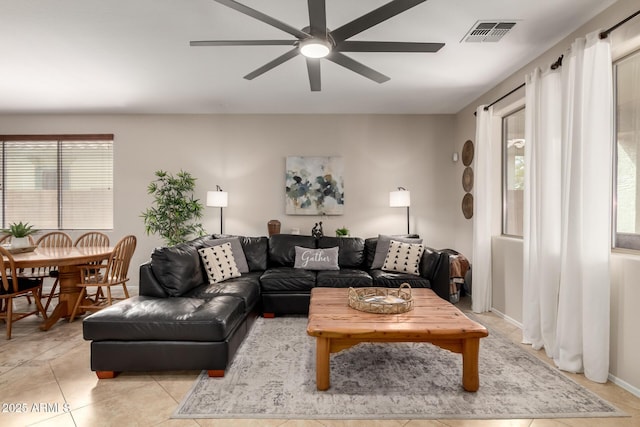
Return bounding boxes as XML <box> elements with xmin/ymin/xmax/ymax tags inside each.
<box><xmin>285</xmin><ymin>156</ymin><xmax>344</xmax><ymax>215</ymax></box>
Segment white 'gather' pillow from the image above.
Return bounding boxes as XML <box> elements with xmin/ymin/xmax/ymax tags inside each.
<box><xmin>294</xmin><ymin>246</ymin><xmax>340</xmax><ymax>270</ymax></box>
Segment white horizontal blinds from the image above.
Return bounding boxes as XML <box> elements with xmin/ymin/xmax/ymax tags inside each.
<box><xmin>1</xmin><ymin>135</ymin><xmax>114</xmax><ymax>230</ymax></box>
<box><xmin>4</xmin><ymin>140</ymin><xmax>59</xmax><ymax>229</ymax></box>
<box><xmin>60</xmin><ymin>140</ymin><xmax>113</xmax><ymax>229</ymax></box>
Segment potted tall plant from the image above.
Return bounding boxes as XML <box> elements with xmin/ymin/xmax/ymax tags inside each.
<box><xmin>141</xmin><ymin>170</ymin><xmax>205</xmax><ymax>246</ymax></box>
<box><xmin>1</xmin><ymin>221</ymin><xmax>38</xmax><ymax>248</ymax></box>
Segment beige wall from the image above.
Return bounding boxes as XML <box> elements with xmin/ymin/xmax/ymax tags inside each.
<box><xmin>453</xmin><ymin>0</ymin><xmax>640</xmax><ymax>394</ymax></box>
<box><xmin>0</xmin><ymin>113</ymin><xmax>459</xmax><ymax>277</ymax></box>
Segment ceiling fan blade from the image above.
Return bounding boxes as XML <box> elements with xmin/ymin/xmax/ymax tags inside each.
<box><xmin>308</xmin><ymin>0</ymin><xmax>327</xmax><ymax>38</ymax></box>
<box><xmin>330</xmin><ymin>0</ymin><xmax>427</xmax><ymax>43</ymax></box>
<box><xmin>190</xmin><ymin>40</ymin><xmax>296</xmax><ymax>47</ymax></box>
<box><xmin>306</xmin><ymin>58</ymin><xmax>321</xmax><ymax>91</ymax></box>
<box><xmin>336</xmin><ymin>41</ymin><xmax>444</xmax><ymax>52</ymax></box>
<box><xmin>327</xmin><ymin>52</ymin><xmax>390</xmax><ymax>84</ymax></box>
<box><xmin>214</xmin><ymin>0</ymin><xmax>309</xmax><ymax>39</ymax></box>
<box><xmin>244</xmin><ymin>48</ymin><xmax>300</xmax><ymax>80</ymax></box>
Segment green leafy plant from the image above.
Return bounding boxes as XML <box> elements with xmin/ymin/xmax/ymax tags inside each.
<box><xmin>141</xmin><ymin>170</ymin><xmax>205</xmax><ymax>246</ymax></box>
<box><xmin>335</xmin><ymin>226</ymin><xmax>350</xmax><ymax>237</ymax></box>
<box><xmin>2</xmin><ymin>221</ymin><xmax>38</xmax><ymax>237</ymax></box>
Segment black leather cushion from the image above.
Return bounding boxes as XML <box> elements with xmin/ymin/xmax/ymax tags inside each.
<box><xmin>268</xmin><ymin>234</ymin><xmax>316</xmax><ymax>267</ymax></box>
<box><xmin>421</xmin><ymin>247</ymin><xmax>441</xmax><ymax>281</ymax></box>
<box><xmin>260</xmin><ymin>267</ymin><xmax>316</xmax><ymax>292</ymax></box>
<box><xmin>0</xmin><ymin>277</ymin><xmax>41</xmax><ymax>295</ymax></box>
<box><xmin>139</xmin><ymin>262</ymin><xmax>170</xmax><ymax>298</ymax></box>
<box><xmin>240</xmin><ymin>236</ymin><xmax>268</xmax><ymax>271</ymax></box>
<box><xmin>187</xmin><ymin>235</ymin><xmax>217</xmax><ymax>248</ymax></box>
<box><xmin>316</xmin><ymin>269</ymin><xmax>373</xmax><ymax>288</ymax></box>
<box><xmin>369</xmin><ymin>269</ymin><xmax>430</xmax><ymax>288</ymax></box>
<box><xmin>364</xmin><ymin>237</ymin><xmax>378</xmax><ymax>269</ymax></box>
<box><xmin>83</xmin><ymin>295</ymin><xmax>245</xmax><ymax>342</ymax></box>
<box><xmin>317</xmin><ymin>236</ymin><xmax>365</xmax><ymax>268</ymax></box>
<box><xmin>184</xmin><ymin>272</ymin><xmax>261</xmax><ymax>311</ymax></box>
<box><xmin>150</xmin><ymin>242</ymin><xmax>205</xmax><ymax>297</ymax></box>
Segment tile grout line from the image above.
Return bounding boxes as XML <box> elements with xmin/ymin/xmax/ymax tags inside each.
<box><xmin>49</xmin><ymin>359</ymin><xmax>78</xmax><ymax>427</ymax></box>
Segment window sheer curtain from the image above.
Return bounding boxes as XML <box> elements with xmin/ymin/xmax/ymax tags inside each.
<box><xmin>522</xmin><ymin>31</ymin><xmax>613</xmax><ymax>383</ymax></box>
<box><xmin>522</xmin><ymin>67</ymin><xmax>562</xmax><ymax>359</ymax></box>
<box><xmin>472</xmin><ymin>106</ymin><xmax>494</xmax><ymax>313</ymax></box>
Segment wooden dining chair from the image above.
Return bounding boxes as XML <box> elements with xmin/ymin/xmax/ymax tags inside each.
<box><xmin>34</xmin><ymin>232</ymin><xmax>73</xmax><ymax>312</ymax></box>
<box><xmin>0</xmin><ymin>247</ymin><xmax>48</xmax><ymax>339</ymax></box>
<box><xmin>74</xmin><ymin>232</ymin><xmax>110</xmax><ymax>248</ymax></box>
<box><xmin>73</xmin><ymin>232</ymin><xmax>110</xmax><ymax>303</ymax></box>
<box><xmin>69</xmin><ymin>235</ymin><xmax>136</xmax><ymax>322</ymax></box>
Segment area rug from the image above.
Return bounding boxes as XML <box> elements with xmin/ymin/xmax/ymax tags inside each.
<box><xmin>173</xmin><ymin>316</ymin><xmax>626</xmax><ymax>420</ymax></box>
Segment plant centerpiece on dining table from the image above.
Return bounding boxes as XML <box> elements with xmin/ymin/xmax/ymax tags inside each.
<box><xmin>141</xmin><ymin>169</ymin><xmax>205</xmax><ymax>246</ymax></box>
<box><xmin>1</xmin><ymin>221</ymin><xmax>38</xmax><ymax>248</ymax></box>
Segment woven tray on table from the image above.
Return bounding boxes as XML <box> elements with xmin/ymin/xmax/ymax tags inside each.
<box><xmin>348</xmin><ymin>283</ymin><xmax>414</xmax><ymax>314</ymax></box>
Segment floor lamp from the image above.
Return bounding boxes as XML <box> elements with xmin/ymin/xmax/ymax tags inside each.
<box><xmin>207</xmin><ymin>185</ymin><xmax>228</xmax><ymax>234</ymax></box>
<box><xmin>389</xmin><ymin>187</ymin><xmax>411</xmax><ymax>234</ymax></box>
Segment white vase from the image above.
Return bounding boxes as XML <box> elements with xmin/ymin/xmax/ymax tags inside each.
<box><xmin>11</xmin><ymin>237</ymin><xmax>30</xmax><ymax>249</ymax></box>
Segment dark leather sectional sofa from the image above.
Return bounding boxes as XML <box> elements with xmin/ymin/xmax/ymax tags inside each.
<box><xmin>82</xmin><ymin>233</ymin><xmax>451</xmax><ymax>378</ymax></box>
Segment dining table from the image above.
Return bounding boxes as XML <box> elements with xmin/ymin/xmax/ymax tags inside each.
<box><xmin>5</xmin><ymin>245</ymin><xmax>113</xmax><ymax>330</ymax></box>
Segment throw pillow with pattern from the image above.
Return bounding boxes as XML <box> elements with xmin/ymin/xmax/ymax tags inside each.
<box><xmin>382</xmin><ymin>240</ymin><xmax>424</xmax><ymax>276</ymax></box>
<box><xmin>371</xmin><ymin>234</ymin><xmax>423</xmax><ymax>269</ymax></box>
<box><xmin>198</xmin><ymin>242</ymin><xmax>241</xmax><ymax>284</ymax></box>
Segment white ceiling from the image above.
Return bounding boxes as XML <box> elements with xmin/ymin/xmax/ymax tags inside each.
<box><xmin>0</xmin><ymin>0</ymin><xmax>616</xmax><ymax>114</ymax></box>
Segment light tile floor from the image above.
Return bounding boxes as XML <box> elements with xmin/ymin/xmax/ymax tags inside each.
<box><xmin>0</xmin><ymin>285</ymin><xmax>639</xmax><ymax>427</ymax></box>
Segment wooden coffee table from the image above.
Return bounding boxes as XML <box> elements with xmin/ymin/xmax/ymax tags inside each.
<box><xmin>306</xmin><ymin>287</ymin><xmax>489</xmax><ymax>392</ymax></box>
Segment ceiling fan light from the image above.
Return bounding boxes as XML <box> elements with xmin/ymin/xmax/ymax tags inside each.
<box><xmin>299</xmin><ymin>39</ymin><xmax>331</xmax><ymax>58</ymax></box>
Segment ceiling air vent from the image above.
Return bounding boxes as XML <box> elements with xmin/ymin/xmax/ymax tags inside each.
<box><xmin>462</xmin><ymin>21</ymin><xmax>516</xmax><ymax>43</ymax></box>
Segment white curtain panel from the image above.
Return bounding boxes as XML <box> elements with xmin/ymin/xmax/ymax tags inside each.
<box><xmin>522</xmin><ymin>31</ymin><xmax>612</xmax><ymax>383</ymax></box>
<box><xmin>522</xmin><ymin>67</ymin><xmax>562</xmax><ymax>359</ymax></box>
<box><xmin>472</xmin><ymin>106</ymin><xmax>493</xmax><ymax>313</ymax></box>
<box><xmin>556</xmin><ymin>31</ymin><xmax>613</xmax><ymax>383</ymax></box>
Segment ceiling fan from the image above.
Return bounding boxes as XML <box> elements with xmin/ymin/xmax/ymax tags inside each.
<box><xmin>190</xmin><ymin>0</ymin><xmax>445</xmax><ymax>91</ymax></box>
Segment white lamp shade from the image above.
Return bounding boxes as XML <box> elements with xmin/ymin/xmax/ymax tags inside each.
<box><xmin>207</xmin><ymin>190</ymin><xmax>228</xmax><ymax>207</ymax></box>
<box><xmin>389</xmin><ymin>190</ymin><xmax>410</xmax><ymax>207</ymax></box>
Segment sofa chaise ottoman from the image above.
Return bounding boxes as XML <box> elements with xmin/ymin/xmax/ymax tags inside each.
<box><xmin>83</xmin><ymin>235</ymin><xmax>263</xmax><ymax>378</ymax></box>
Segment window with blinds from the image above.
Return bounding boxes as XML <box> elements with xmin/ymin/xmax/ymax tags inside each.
<box><xmin>0</xmin><ymin>135</ymin><xmax>113</xmax><ymax>230</ymax></box>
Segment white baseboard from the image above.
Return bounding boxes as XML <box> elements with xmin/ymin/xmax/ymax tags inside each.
<box><xmin>609</xmin><ymin>373</ymin><xmax>640</xmax><ymax>398</ymax></box>
<box><xmin>489</xmin><ymin>307</ymin><xmax>640</xmax><ymax>398</ymax></box>
<box><xmin>489</xmin><ymin>306</ymin><xmax>523</xmax><ymax>329</ymax></box>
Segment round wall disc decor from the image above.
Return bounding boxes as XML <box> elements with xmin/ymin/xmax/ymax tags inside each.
<box><xmin>462</xmin><ymin>140</ymin><xmax>474</xmax><ymax>166</ymax></box>
<box><xmin>462</xmin><ymin>167</ymin><xmax>474</xmax><ymax>192</ymax></box>
<box><xmin>462</xmin><ymin>193</ymin><xmax>473</xmax><ymax>219</ymax></box>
